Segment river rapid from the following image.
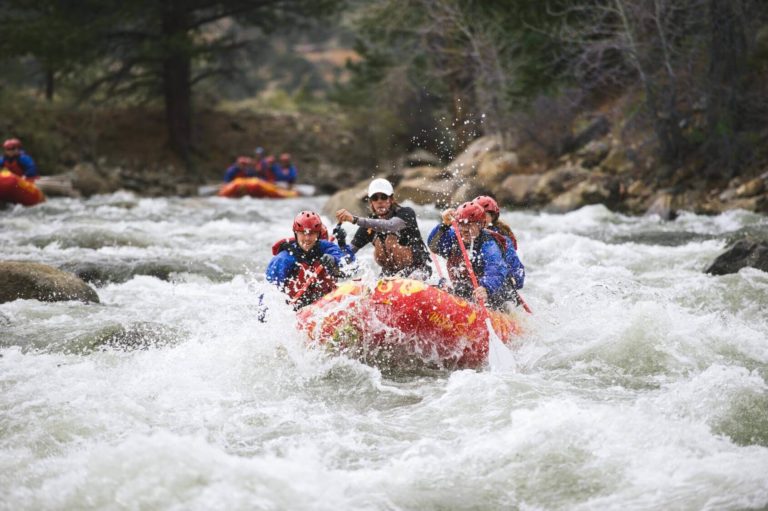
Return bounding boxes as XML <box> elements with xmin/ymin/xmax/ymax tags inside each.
<box><xmin>1</xmin><ymin>193</ymin><xmax>767</xmax><ymax>510</ymax></box>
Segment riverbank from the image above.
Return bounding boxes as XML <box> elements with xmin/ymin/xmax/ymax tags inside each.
<box><xmin>3</xmin><ymin>91</ymin><xmax>767</xmax><ymax>218</ymax></box>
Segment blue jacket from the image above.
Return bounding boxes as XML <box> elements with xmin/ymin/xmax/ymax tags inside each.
<box><xmin>0</xmin><ymin>152</ymin><xmax>38</xmax><ymax>179</ymax></box>
<box><xmin>271</xmin><ymin>164</ymin><xmax>297</xmax><ymax>184</ymax></box>
<box><xmin>427</xmin><ymin>225</ymin><xmax>507</xmax><ymax>297</ymax></box>
<box><xmin>223</xmin><ymin>164</ymin><xmax>257</xmax><ymax>183</ymax></box>
<box><xmin>488</xmin><ymin>226</ymin><xmax>525</xmax><ymax>289</ymax></box>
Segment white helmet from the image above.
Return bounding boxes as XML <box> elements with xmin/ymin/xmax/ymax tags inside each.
<box><xmin>367</xmin><ymin>178</ymin><xmax>394</xmax><ymax>198</ymax></box>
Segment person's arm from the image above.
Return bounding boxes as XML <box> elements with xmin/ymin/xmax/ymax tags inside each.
<box><xmin>354</xmin><ymin>215</ymin><xmax>406</xmax><ymax>233</ymax></box>
<box><xmin>505</xmin><ymin>245</ymin><xmax>525</xmax><ymax>289</ymax></box>
<box><xmin>478</xmin><ymin>241</ymin><xmax>506</xmax><ymax>295</ymax></box>
<box><xmin>20</xmin><ymin>154</ymin><xmax>38</xmax><ymax>180</ymax></box>
<box><xmin>265</xmin><ymin>252</ymin><xmax>295</xmax><ymax>290</ymax></box>
<box><xmin>223</xmin><ymin>166</ymin><xmax>238</xmax><ymax>183</ymax></box>
<box><xmin>427</xmin><ymin>223</ymin><xmax>455</xmax><ymax>257</ymax></box>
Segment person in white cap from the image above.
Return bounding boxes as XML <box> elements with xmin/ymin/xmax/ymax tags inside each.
<box><xmin>335</xmin><ymin>178</ymin><xmax>431</xmax><ymax>278</ymax></box>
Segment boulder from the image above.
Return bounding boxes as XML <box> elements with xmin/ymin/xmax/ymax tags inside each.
<box><xmin>533</xmin><ymin>164</ymin><xmax>591</xmax><ymax>203</ymax></box>
<box><xmin>476</xmin><ymin>151</ymin><xmax>519</xmax><ymax>187</ymax></box>
<box><xmin>735</xmin><ymin>177</ymin><xmax>766</xmax><ymax>198</ymax></box>
<box><xmin>547</xmin><ymin>173</ymin><xmax>622</xmax><ymax>213</ymax></box>
<box><xmin>35</xmin><ymin>175</ymin><xmax>81</xmax><ymax>198</ymax></box>
<box><xmin>400</xmin><ymin>166</ymin><xmax>448</xmax><ymax>181</ymax></box>
<box><xmin>645</xmin><ymin>191</ymin><xmax>681</xmax><ymax>220</ymax></box>
<box><xmin>396</xmin><ymin>177</ymin><xmax>455</xmax><ymax>207</ymax></box>
<box><xmin>600</xmin><ymin>146</ymin><xmax>635</xmax><ymax>174</ymax></box>
<box><xmin>70</xmin><ymin>162</ymin><xmax>120</xmax><ymax>197</ymax></box>
<box><xmin>445</xmin><ymin>135</ymin><xmax>503</xmax><ymax>180</ymax></box>
<box><xmin>403</xmin><ymin>149</ymin><xmax>442</xmax><ymax>168</ymax></box>
<box><xmin>321</xmin><ymin>179</ymin><xmax>370</xmax><ymax>218</ymax></box>
<box><xmin>496</xmin><ymin>174</ymin><xmax>541</xmax><ymax>207</ymax></box>
<box><xmin>705</xmin><ymin>237</ymin><xmax>768</xmax><ymax>275</ymax></box>
<box><xmin>577</xmin><ymin>140</ymin><xmax>611</xmax><ymax>168</ymax></box>
<box><xmin>0</xmin><ymin>261</ymin><xmax>99</xmax><ymax>304</ymax></box>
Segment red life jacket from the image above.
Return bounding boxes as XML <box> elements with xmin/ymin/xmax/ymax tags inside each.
<box><xmin>2</xmin><ymin>158</ymin><xmax>23</xmax><ymax>177</ymax></box>
<box><xmin>285</xmin><ymin>261</ymin><xmax>336</xmax><ymax>301</ymax></box>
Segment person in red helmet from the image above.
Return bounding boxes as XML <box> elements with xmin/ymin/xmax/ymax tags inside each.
<box><xmin>474</xmin><ymin>195</ymin><xmax>525</xmax><ymax>290</ymax></box>
<box><xmin>266</xmin><ymin>210</ymin><xmax>346</xmax><ymax>309</ymax></box>
<box><xmin>427</xmin><ymin>201</ymin><xmax>509</xmax><ymax>308</ymax></box>
<box><xmin>271</xmin><ymin>153</ymin><xmax>297</xmax><ymax>189</ymax></box>
<box><xmin>1</xmin><ymin>138</ymin><xmax>38</xmax><ymax>180</ymax></box>
<box><xmin>223</xmin><ymin>156</ymin><xmax>257</xmax><ymax>183</ymax></box>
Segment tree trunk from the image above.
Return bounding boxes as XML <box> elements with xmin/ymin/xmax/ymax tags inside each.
<box><xmin>706</xmin><ymin>0</ymin><xmax>748</xmax><ymax>177</ymax></box>
<box><xmin>44</xmin><ymin>69</ymin><xmax>55</xmax><ymax>101</ymax></box>
<box><xmin>161</xmin><ymin>4</ymin><xmax>192</xmax><ymax>165</ymax></box>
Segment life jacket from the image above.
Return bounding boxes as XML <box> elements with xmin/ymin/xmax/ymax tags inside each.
<box><xmin>2</xmin><ymin>158</ymin><xmax>23</xmax><ymax>177</ymax></box>
<box><xmin>285</xmin><ymin>261</ymin><xmax>336</xmax><ymax>302</ymax></box>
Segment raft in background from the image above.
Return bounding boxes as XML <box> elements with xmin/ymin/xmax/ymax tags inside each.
<box><xmin>0</xmin><ymin>170</ymin><xmax>46</xmax><ymax>206</ymax></box>
<box><xmin>218</xmin><ymin>177</ymin><xmax>300</xmax><ymax>199</ymax></box>
<box><xmin>296</xmin><ymin>278</ymin><xmax>521</xmax><ymax>370</ymax></box>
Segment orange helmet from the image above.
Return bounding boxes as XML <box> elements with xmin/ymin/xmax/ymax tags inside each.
<box><xmin>292</xmin><ymin>211</ymin><xmax>324</xmax><ymax>234</ymax></box>
<box><xmin>454</xmin><ymin>202</ymin><xmax>486</xmax><ymax>224</ymax></box>
<box><xmin>474</xmin><ymin>195</ymin><xmax>499</xmax><ymax>216</ymax></box>
<box><xmin>3</xmin><ymin>138</ymin><xmax>22</xmax><ymax>150</ymax></box>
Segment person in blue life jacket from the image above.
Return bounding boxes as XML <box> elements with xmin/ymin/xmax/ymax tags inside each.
<box><xmin>223</xmin><ymin>156</ymin><xmax>257</xmax><ymax>183</ymax></box>
<box><xmin>335</xmin><ymin>178</ymin><xmax>431</xmax><ymax>279</ymax></box>
<box><xmin>1</xmin><ymin>138</ymin><xmax>38</xmax><ymax>180</ymax></box>
<box><xmin>474</xmin><ymin>195</ymin><xmax>525</xmax><ymax>290</ymax></box>
<box><xmin>266</xmin><ymin>210</ymin><xmax>346</xmax><ymax>309</ymax></box>
<box><xmin>270</xmin><ymin>153</ymin><xmax>297</xmax><ymax>189</ymax></box>
<box><xmin>427</xmin><ymin>201</ymin><xmax>510</xmax><ymax>309</ymax></box>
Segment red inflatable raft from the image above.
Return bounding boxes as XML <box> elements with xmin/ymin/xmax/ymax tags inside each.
<box><xmin>296</xmin><ymin>278</ymin><xmax>521</xmax><ymax>370</ymax></box>
<box><xmin>0</xmin><ymin>170</ymin><xmax>45</xmax><ymax>206</ymax></box>
<box><xmin>218</xmin><ymin>177</ymin><xmax>299</xmax><ymax>199</ymax></box>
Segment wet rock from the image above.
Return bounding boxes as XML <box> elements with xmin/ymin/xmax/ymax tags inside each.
<box><xmin>735</xmin><ymin>177</ymin><xmax>766</xmax><ymax>198</ymax></box>
<box><xmin>0</xmin><ymin>261</ymin><xmax>99</xmax><ymax>304</ymax></box>
<box><xmin>645</xmin><ymin>191</ymin><xmax>681</xmax><ymax>221</ymax></box>
<box><xmin>476</xmin><ymin>151</ymin><xmax>519</xmax><ymax>187</ymax></box>
<box><xmin>705</xmin><ymin>237</ymin><xmax>768</xmax><ymax>275</ymax></box>
<box><xmin>35</xmin><ymin>175</ymin><xmax>81</xmax><ymax>198</ymax></box>
<box><xmin>547</xmin><ymin>173</ymin><xmax>622</xmax><ymax>213</ymax></box>
<box><xmin>496</xmin><ymin>174</ymin><xmax>541</xmax><ymax>208</ymax></box>
<box><xmin>396</xmin><ymin>176</ymin><xmax>454</xmax><ymax>207</ymax></box>
<box><xmin>445</xmin><ymin>135</ymin><xmax>502</xmax><ymax>179</ymax></box>
<box><xmin>70</xmin><ymin>162</ymin><xmax>120</xmax><ymax>196</ymax></box>
<box><xmin>577</xmin><ymin>140</ymin><xmax>611</xmax><ymax>168</ymax></box>
<box><xmin>403</xmin><ymin>149</ymin><xmax>442</xmax><ymax>168</ymax></box>
<box><xmin>533</xmin><ymin>164</ymin><xmax>590</xmax><ymax>203</ymax></box>
<box><xmin>399</xmin><ymin>165</ymin><xmax>447</xmax><ymax>181</ymax></box>
<box><xmin>54</xmin><ymin>322</ymin><xmax>185</xmax><ymax>355</ymax></box>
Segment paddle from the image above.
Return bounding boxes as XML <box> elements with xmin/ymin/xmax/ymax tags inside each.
<box><xmin>429</xmin><ymin>251</ymin><xmax>450</xmax><ymax>289</ymax></box>
<box><xmin>450</xmin><ymin>219</ymin><xmax>517</xmax><ymax>370</ymax></box>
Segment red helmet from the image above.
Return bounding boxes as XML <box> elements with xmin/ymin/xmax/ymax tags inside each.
<box><xmin>454</xmin><ymin>201</ymin><xmax>486</xmax><ymax>224</ymax></box>
<box><xmin>474</xmin><ymin>195</ymin><xmax>499</xmax><ymax>216</ymax></box>
<box><xmin>265</xmin><ymin>155</ymin><xmax>276</xmax><ymax>165</ymax></box>
<box><xmin>292</xmin><ymin>210</ymin><xmax>324</xmax><ymax>234</ymax></box>
<box><xmin>279</xmin><ymin>152</ymin><xmax>291</xmax><ymax>162</ymax></box>
<box><xmin>236</xmin><ymin>156</ymin><xmax>251</xmax><ymax>166</ymax></box>
<box><xmin>3</xmin><ymin>138</ymin><xmax>22</xmax><ymax>150</ymax></box>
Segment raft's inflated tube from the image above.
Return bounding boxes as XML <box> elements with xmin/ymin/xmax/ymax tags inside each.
<box><xmin>296</xmin><ymin>278</ymin><xmax>521</xmax><ymax>369</ymax></box>
<box><xmin>0</xmin><ymin>170</ymin><xmax>45</xmax><ymax>206</ymax></box>
<box><xmin>218</xmin><ymin>177</ymin><xmax>299</xmax><ymax>199</ymax></box>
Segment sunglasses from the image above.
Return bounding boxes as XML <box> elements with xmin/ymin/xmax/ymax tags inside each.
<box><xmin>369</xmin><ymin>194</ymin><xmax>390</xmax><ymax>201</ymax></box>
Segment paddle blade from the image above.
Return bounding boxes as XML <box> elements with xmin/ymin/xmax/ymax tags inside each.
<box><xmin>486</xmin><ymin>318</ymin><xmax>517</xmax><ymax>372</ymax></box>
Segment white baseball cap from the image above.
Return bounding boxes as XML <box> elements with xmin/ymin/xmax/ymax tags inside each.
<box><xmin>367</xmin><ymin>178</ymin><xmax>394</xmax><ymax>198</ymax></box>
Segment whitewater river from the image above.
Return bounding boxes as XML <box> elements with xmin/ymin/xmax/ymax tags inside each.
<box><xmin>1</xmin><ymin>192</ymin><xmax>767</xmax><ymax>510</ymax></box>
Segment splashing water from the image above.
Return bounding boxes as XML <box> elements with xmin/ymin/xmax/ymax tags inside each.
<box><xmin>1</xmin><ymin>194</ymin><xmax>767</xmax><ymax>510</ymax></box>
